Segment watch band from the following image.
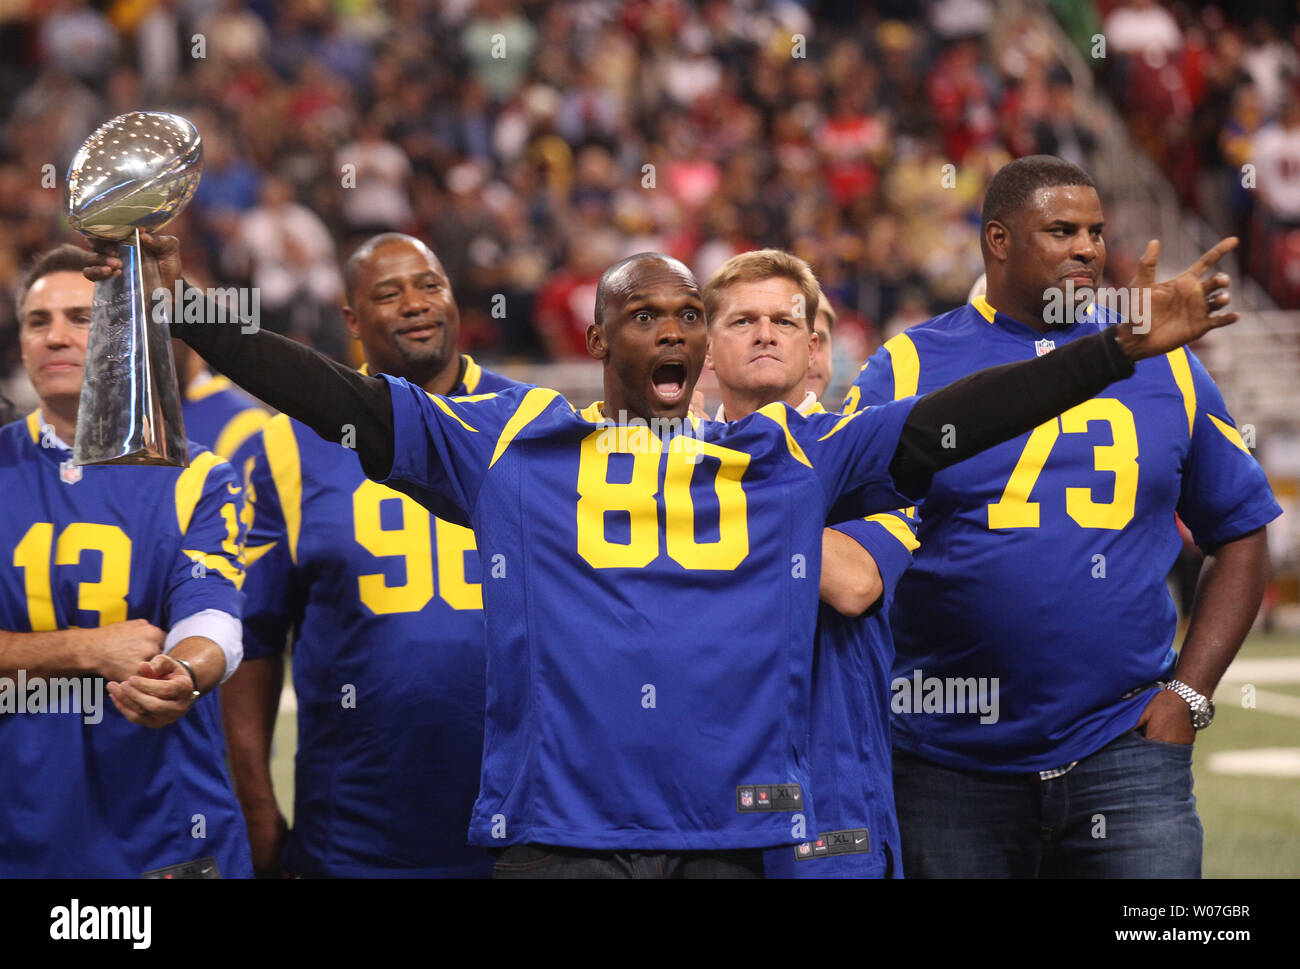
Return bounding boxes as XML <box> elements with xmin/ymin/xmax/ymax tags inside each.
<box><xmin>173</xmin><ymin>656</ymin><xmax>202</xmax><ymax>700</ymax></box>
<box><xmin>1163</xmin><ymin>679</ymin><xmax>1214</xmax><ymax>729</ymax></box>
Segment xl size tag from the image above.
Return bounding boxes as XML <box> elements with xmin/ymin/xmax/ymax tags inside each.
<box><xmin>794</xmin><ymin>828</ymin><xmax>871</xmax><ymax>861</ymax></box>
<box><xmin>735</xmin><ymin>783</ymin><xmax>803</xmax><ymax>812</ymax></box>
<box><xmin>141</xmin><ymin>856</ymin><xmax>221</xmax><ymax>879</ymax></box>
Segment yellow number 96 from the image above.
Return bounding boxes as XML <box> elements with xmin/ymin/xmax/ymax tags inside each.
<box><xmin>351</xmin><ymin>480</ymin><xmax>481</xmax><ymax>614</ymax></box>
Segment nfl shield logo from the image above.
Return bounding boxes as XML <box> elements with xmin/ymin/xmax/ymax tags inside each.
<box><xmin>740</xmin><ymin>789</ymin><xmax>754</xmax><ymax>808</ymax></box>
<box><xmin>1035</xmin><ymin>339</ymin><xmax>1055</xmax><ymax>356</ymax></box>
<box><xmin>59</xmin><ymin>460</ymin><xmax>82</xmax><ymax>485</ymax></box>
<box><xmin>797</xmin><ymin>843</ymin><xmax>812</xmax><ymax>856</ymax></box>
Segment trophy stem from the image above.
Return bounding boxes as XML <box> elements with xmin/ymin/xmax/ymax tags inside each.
<box><xmin>70</xmin><ymin>233</ymin><xmax>189</xmax><ymax>467</ymax></box>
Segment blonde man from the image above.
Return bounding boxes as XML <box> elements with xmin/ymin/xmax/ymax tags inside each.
<box><xmin>702</xmin><ymin>249</ymin><xmax>918</xmax><ymax>877</ymax></box>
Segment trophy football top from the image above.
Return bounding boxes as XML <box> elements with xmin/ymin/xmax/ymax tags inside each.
<box><xmin>65</xmin><ymin>111</ymin><xmax>203</xmax><ymax>242</ymax></box>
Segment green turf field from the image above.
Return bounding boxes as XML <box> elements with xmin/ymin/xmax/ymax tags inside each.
<box><xmin>1195</xmin><ymin>631</ymin><xmax>1300</xmax><ymax>877</ymax></box>
<box><xmin>265</xmin><ymin>631</ymin><xmax>1300</xmax><ymax>877</ymax></box>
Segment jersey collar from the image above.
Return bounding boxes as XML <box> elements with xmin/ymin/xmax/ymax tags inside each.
<box><xmin>972</xmin><ymin>294</ymin><xmax>1101</xmax><ymax>344</ymax></box>
<box><xmin>716</xmin><ymin>390</ymin><xmax>819</xmax><ymax>422</ymax></box>
<box><xmin>360</xmin><ymin>354</ymin><xmax>477</xmax><ymax>395</ymax></box>
<box><xmin>25</xmin><ymin>409</ymin><xmax>72</xmax><ymax>453</ymax></box>
<box><xmin>185</xmin><ymin>371</ymin><xmax>231</xmax><ymax>402</ymax></box>
<box><xmin>579</xmin><ymin>400</ymin><xmax>703</xmax><ymax>432</ymax></box>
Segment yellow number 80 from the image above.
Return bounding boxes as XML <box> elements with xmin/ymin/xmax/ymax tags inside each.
<box><xmin>576</xmin><ymin>430</ymin><xmax>751</xmax><ymax>571</ymax></box>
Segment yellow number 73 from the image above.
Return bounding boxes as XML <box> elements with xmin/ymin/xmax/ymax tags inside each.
<box><xmin>986</xmin><ymin>398</ymin><xmax>1138</xmax><ymax>531</ymax></box>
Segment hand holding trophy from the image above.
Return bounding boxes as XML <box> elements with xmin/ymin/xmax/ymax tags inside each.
<box><xmin>65</xmin><ymin>112</ymin><xmax>202</xmax><ymax>466</ymax></box>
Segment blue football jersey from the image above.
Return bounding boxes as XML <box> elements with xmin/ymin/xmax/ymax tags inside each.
<box><xmin>847</xmin><ymin>297</ymin><xmax>1282</xmax><ymax>771</ymax></box>
<box><xmin>715</xmin><ymin>400</ymin><xmax>917</xmax><ymax>879</ymax></box>
<box><xmin>182</xmin><ymin>372</ymin><xmax>270</xmax><ymax>467</ymax></box>
<box><xmin>241</xmin><ymin>355</ymin><xmax>516</xmax><ymax>877</ymax></box>
<box><xmin>380</xmin><ymin>378</ymin><xmax>918</xmax><ymax>851</ymax></box>
<box><xmin>0</xmin><ymin>412</ymin><xmax>253</xmax><ymax>877</ymax></box>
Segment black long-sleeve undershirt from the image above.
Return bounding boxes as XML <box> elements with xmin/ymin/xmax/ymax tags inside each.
<box><xmin>171</xmin><ymin>287</ymin><xmax>1135</xmax><ymax>498</ymax></box>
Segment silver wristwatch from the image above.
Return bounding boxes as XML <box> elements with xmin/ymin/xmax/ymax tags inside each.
<box><xmin>1163</xmin><ymin>679</ymin><xmax>1215</xmax><ymax>730</ymax></box>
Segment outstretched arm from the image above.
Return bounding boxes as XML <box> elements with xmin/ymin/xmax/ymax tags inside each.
<box><xmin>84</xmin><ymin>234</ymin><xmax>397</xmax><ymax>480</ymax></box>
<box><xmin>889</xmin><ymin>238</ymin><xmax>1238</xmax><ymax>496</ymax></box>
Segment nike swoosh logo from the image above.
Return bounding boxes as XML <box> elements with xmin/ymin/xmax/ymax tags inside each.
<box><xmin>854</xmin><ymin>837</ymin><xmax>866</xmax><ymax>844</ymax></box>
<box><xmin>241</xmin><ymin>541</ymin><xmax>276</xmax><ymax>568</ymax></box>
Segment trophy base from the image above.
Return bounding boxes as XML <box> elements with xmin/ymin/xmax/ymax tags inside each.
<box><xmin>73</xmin><ymin>450</ymin><xmax>190</xmax><ymax>468</ymax></box>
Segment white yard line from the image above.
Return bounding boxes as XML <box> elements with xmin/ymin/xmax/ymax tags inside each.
<box><xmin>1219</xmin><ymin>658</ymin><xmax>1300</xmax><ymax>684</ymax></box>
<box><xmin>1206</xmin><ymin>748</ymin><xmax>1300</xmax><ymax>778</ymax></box>
<box><xmin>1247</xmin><ymin>689</ymin><xmax>1300</xmax><ymax>720</ymax></box>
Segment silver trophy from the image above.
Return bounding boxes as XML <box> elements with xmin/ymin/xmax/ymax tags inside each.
<box><xmin>65</xmin><ymin>111</ymin><xmax>202</xmax><ymax>466</ymax></box>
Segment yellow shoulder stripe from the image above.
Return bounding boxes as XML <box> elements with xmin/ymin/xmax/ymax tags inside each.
<box><xmin>882</xmin><ymin>333</ymin><xmax>919</xmax><ymax>399</ymax></box>
<box><xmin>491</xmin><ymin>388</ymin><xmax>561</xmax><ymax>468</ymax></box>
<box><xmin>462</xmin><ymin>354</ymin><xmax>483</xmax><ymax>393</ymax></box>
<box><xmin>866</xmin><ymin>512</ymin><xmax>920</xmax><ymax>553</ymax></box>
<box><xmin>213</xmin><ymin>407</ymin><xmax>271</xmax><ymax>461</ymax></box>
<box><xmin>430</xmin><ymin>395</ymin><xmax>479</xmax><ymax>433</ymax></box>
<box><xmin>185</xmin><ymin>374</ymin><xmax>233</xmax><ymax>402</ymax></box>
<box><xmin>25</xmin><ymin>410</ymin><xmax>41</xmax><ymax>443</ymax></box>
<box><xmin>756</xmin><ymin>402</ymin><xmax>812</xmax><ymax>468</ymax></box>
<box><xmin>182</xmin><ymin>549</ymin><xmax>245</xmax><ymax>590</ymax></box>
<box><xmin>1208</xmin><ymin>414</ymin><xmax>1252</xmax><ymax>455</ymax></box>
<box><xmin>450</xmin><ymin>393</ymin><xmax>498</xmax><ymax>404</ymax></box>
<box><xmin>817</xmin><ymin>408</ymin><xmax>865</xmax><ymax>442</ymax></box>
<box><xmin>174</xmin><ymin>451</ymin><xmax>223</xmax><ymax>535</ymax></box>
<box><xmin>1166</xmin><ymin>348</ymin><xmax>1197</xmax><ymax>438</ymax></box>
<box><xmin>263</xmin><ymin>415</ymin><xmax>303</xmax><ymax>564</ymax></box>
<box><xmin>241</xmin><ymin>540</ymin><xmax>277</xmax><ymax>569</ymax></box>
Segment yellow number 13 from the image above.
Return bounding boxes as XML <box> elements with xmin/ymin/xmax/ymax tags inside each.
<box><xmin>13</xmin><ymin>522</ymin><xmax>132</xmax><ymax>629</ymax></box>
<box><xmin>987</xmin><ymin>398</ymin><xmax>1139</xmax><ymax>531</ymax></box>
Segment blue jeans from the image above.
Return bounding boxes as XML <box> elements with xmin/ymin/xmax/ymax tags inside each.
<box><xmin>490</xmin><ymin>844</ymin><xmax>766</xmax><ymax>879</ymax></box>
<box><xmin>893</xmin><ymin>729</ymin><xmax>1203</xmax><ymax>878</ymax></box>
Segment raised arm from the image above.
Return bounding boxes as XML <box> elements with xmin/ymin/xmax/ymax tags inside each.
<box><xmin>84</xmin><ymin>233</ymin><xmax>397</xmax><ymax>480</ymax></box>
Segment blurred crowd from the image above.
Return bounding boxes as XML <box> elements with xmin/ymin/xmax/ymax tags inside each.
<box><xmin>0</xmin><ymin>0</ymin><xmax>1294</xmax><ymax>400</ymax></box>
<box><xmin>1074</xmin><ymin>0</ymin><xmax>1300</xmax><ymax>306</ymax></box>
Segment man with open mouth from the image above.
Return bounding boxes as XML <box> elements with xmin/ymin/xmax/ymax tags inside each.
<box><xmin>89</xmin><ymin>234</ymin><xmax>1238</xmax><ymax>877</ymax></box>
